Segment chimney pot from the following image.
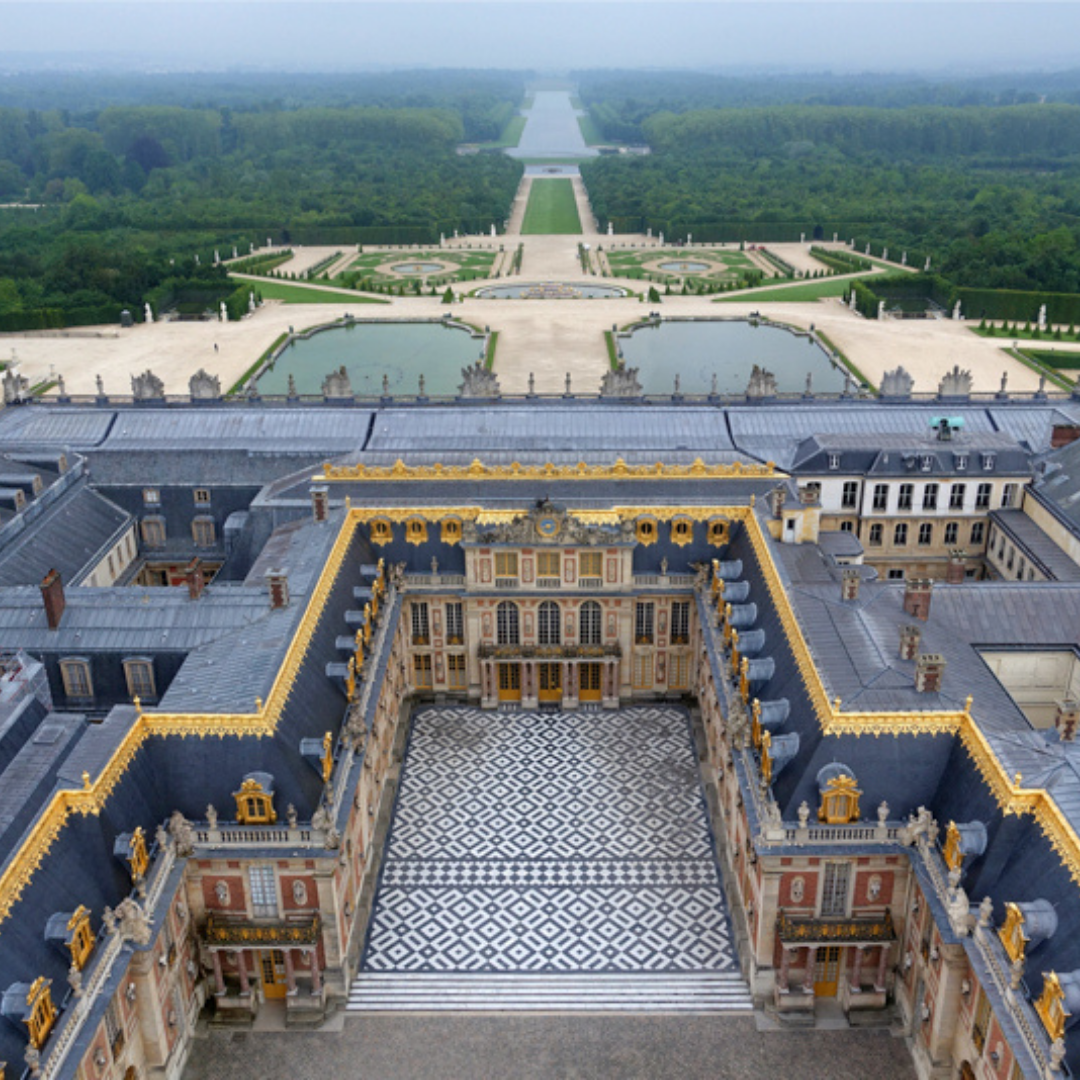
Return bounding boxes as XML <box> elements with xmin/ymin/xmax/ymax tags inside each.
<box><xmin>899</xmin><ymin>624</ymin><xmax>921</xmax><ymax>661</ymax></box>
<box><xmin>1050</xmin><ymin>424</ymin><xmax>1080</xmax><ymax>449</ymax></box>
<box><xmin>946</xmin><ymin>550</ymin><xmax>966</xmax><ymax>585</ymax></box>
<box><xmin>915</xmin><ymin>653</ymin><xmax>946</xmax><ymax>693</ymax></box>
<box><xmin>1055</xmin><ymin>699</ymin><xmax>1080</xmax><ymax>743</ymax></box>
<box><xmin>903</xmin><ymin>578</ymin><xmax>934</xmax><ymax>621</ymax></box>
<box><xmin>40</xmin><ymin>568</ymin><xmax>65</xmax><ymax>630</ymax></box>
<box><xmin>267</xmin><ymin>569</ymin><xmax>289</xmax><ymax>610</ymax></box>
<box><xmin>841</xmin><ymin>567</ymin><xmax>861</xmax><ymax>602</ymax></box>
<box><xmin>311</xmin><ymin>485</ymin><xmax>329</xmax><ymax>523</ymax></box>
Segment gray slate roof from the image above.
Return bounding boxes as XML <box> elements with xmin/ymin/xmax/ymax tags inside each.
<box><xmin>989</xmin><ymin>509</ymin><xmax>1080</xmax><ymax>581</ymax></box>
<box><xmin>0</xmin><ymin>481</ymin><xmax>130</xmax><ymax>588</ymax></box>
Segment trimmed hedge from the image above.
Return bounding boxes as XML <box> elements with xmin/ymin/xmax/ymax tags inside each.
<box><xmin>0</xmin><ymin>304</ymin><xmax>127</xmax><ymax>332</ymax></box>
<box><xmin>954</xmin><ymin>287</ymin><xmax>1080</xmax><ymax>325</ymax></box>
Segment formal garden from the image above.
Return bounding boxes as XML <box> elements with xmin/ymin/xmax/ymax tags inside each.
<box><xmin>603</xmin><ymin>246</ymin><xmax>776</xmax><ymax>289</ymax></box>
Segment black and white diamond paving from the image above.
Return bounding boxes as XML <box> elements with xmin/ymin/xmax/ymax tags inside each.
<box><xmin>359</xmin><ymin>706</ymin><xmax>741</xmax><ymax>977</ymax></box>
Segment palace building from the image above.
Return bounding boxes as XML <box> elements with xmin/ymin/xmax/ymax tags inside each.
<box><xmin>0</xmin><ymin>392</ymin><xmax>1079</xmax><ymax>1080</ymax></box>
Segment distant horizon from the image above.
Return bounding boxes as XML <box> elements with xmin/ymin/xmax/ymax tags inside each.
<box><xmin>3</xmin><ymin>3</ymin><xmax>1080</xmax><ymax>75</ymax></box>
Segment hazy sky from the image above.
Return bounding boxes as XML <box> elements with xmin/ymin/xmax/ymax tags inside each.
<box><xmin>3</xmin><ymin>2</ymin><xmax>1080</xmax><ymax>75</ymax></box>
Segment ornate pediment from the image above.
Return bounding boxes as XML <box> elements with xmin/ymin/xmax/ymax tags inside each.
<box><xmin>461</xmin><ymin>500</ymin><xmax>635</xmax><ymax>547</ymax></box>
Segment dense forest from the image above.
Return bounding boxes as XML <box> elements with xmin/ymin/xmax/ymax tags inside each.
<box><xmin>0</xmin><ymin>71</ymin><xmax>524</xmax><ymax>328</ymax></box>
<box><xmin>578</xmin><ymin>78</ymin><xmax>1080</xmax><ymax>294</ymax></box>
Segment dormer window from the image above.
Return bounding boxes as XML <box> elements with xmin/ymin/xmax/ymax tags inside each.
<box><xmin>920</xmin><ymin>455</ymin><xmax>934</xmax><ymax>472</ymax></box>
<box><xmin>142</xmin><ymin>488</ymin><xmax>160</xmax><ymax>505</ymax></box>
<box><xmin>828</xmin><ymin>453</ymin><xmax>841</xmax><ymax>471</ymax></box>
<box><xmin>955</xmin><ymin>454</ymin><xmax>968</xmax><ymax>471</ymax></box>
<box><xmin>981</xmin><ymin>453</ymin><xmax>995</xmax><ymax>471</ymax></box>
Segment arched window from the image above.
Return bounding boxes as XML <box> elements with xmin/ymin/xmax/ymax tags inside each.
<box><xmin>496</xmin><ymin>601</ymin><xmax>519</xmax><ymax>645</ymax></box>
<box><xmin>538</xmin><ymin>601</ymin><xmax>561</xmax><ymax>645</ymax></box>
<box><xmin>579</xmin><ymin>601</ymin><xmax>602</xmax><ymax>645</ymax></box>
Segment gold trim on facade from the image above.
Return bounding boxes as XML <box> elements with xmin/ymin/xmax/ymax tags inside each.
<box><xmin>320</xmin><ymin>457</ymin><xmax>778</xmax><ymax>482</ymax></box>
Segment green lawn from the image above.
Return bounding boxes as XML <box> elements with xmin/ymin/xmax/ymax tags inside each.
<box><xmin>715</xmin><ymin>275</ymin><xmax>880</xmax><ymax>303</ymax></box>
<box><xmin>521</xmin><ymin>179</ymin><xmax>582</xmax><ymax>235</ymax></box>
<box><xmin>249</xmin><ymin>280</ymin><xmax>388</xmax><ymax>304</ymax></box>
<box><xmin>477</xmin><ymin>115</ymin><xmax>526</xmax><ymax>150</ymax></box>
<box><xmin>577</xmin><ymin>114</ymin><xmax>605</xmax><ymax>146</ymax></box>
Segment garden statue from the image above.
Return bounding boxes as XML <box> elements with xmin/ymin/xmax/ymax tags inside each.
<box><xmin>144</xmin><ymin>302</ymin><xmax>153</xmax><ymax>324</ymax></box>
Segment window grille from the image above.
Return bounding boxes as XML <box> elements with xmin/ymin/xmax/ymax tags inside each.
<box><xmin>537</xmin><ymin>551</ymin><xmax>560</xmax><ymax>586</ymax></box>
<box><xmin>249</xmin><ymin>867</ymin><xmax>277</xmax><ymax>919</ymax></box>
<box><xmin>898</xmin><ymin>484</ymin><xmax>914</xmax><ymax>511</ymax></box>
<box><xmin>141</xmin><ymin>516</ymin><xmax>166</xmax><ymax>549</ymax></box>
<box><xmin>496</xmin><ymin>601</ymin><xmax>519</xmax><ymax>645</ymax></box>
<box><xmin>579</xmin><ymin>601</ymin><xmax>602</xmax><ymax>645</ymax></box>
<box><xmin>841</xmin><ymin>481</ymin><xmax>858</xmax><ymax>509</ymax></box>
<box><xmin>192</xmin><ymin>516</ymin><xmax>216</xmax><ymax>547</ymax></box>
<box><xmin>872</xmin><ymin>484</ymin><xmax>888</xmax><ymax>511</ymax></box>
<box><xmin>976</xmin><ymin>483</ymin><xmax>992</xmax><ymax>510</ymax></box>
<box><xmin>671</xmin><ymin>601</ymin><xmax>690</xmax><ymax>644</ymax></box>
<box><xmin>970</xmin><ymin>521</ymin><xmax>985</xmax><ymax>545</ymax></box>
<box><xmin>447</xmin><ymin>654</ymin><xmax>467</xmax><ymax>689</ymax></box>
<box><xmin>950</xmin><ymin>483</ymin><xmax>966</xmax><ymax>510</ymax></box>
<box><xmin>819</xmin><ymin>863</ymin><xmax>851</xmax><ymax>918</ymax></box>
<box><xmin>538</xmin><ymin>601</ymin><xmax>561</xmax><ymax>645</ymax></box>
<box><xmin>868</xmin><ymin>523</ymin><xmax>883</xmax><ymax>546</ymax></box>
<box><xmin>894</xmin><ymin>523</ymin><xmax>908</xmax><ymax>546</ymax></box>
<box><xmin>632</xmin><ymin>653</ymin><xmax>653</xmax><ymax>689</ymax></box>
<box><xmin>635</xmin><ymin>602</ymin><xmax>654</xmax><ymax>644</ymax></box>
<box><xmin>411</xmin><ymin>602</ymin><xmax>430</xmax><ymax>645</ymax></box>
<box><xmin>922</xmin><ymin>484</ymin><xmax>938</xmax><ymax>511</ymax></box>
<box><xmin>579</xmin><ymin>551</ymin><xmax>603</xmax><ymax>584</ymax></box>
<box><xmin>123</xmin><ymin>658</ymin><xmax>156</xmax><ymax>701</ymax></box>
<box><xmin>413</xmin><ymin>654</ymin><xmax>432</xmax><ymax>688</ymax></box>
<box><xmin>1001</xmin><ymin>483</ymin><xmax>1017</xmax><ymax>508</ymax></box>
<box><xmin>494</xmin><ymin>551</ymin><xmax>518</xmax><ymax>585</ymax></box>
<box><xmin>918</xmin><ymin>523</ymin><xmax>933</xmax><ymax>546</ymax></box>
<box><xmin>944</xmin><ymin>522</ymin><xmax>958</xmax><ymax>545</ymax></box>
<box><xmin>60</xmin><ymin>659</ymin><xmax>93</xmax><ymax>699</ymax></box>
<box><xmin>445</xmin><ymin>602</ymin><xmax>464</xmax><ymax>644</ymax></box>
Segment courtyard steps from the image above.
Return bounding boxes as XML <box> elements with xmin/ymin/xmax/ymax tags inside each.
<box><xmin>347</xmin><ymin>971</ymin><xmax>753</xmax><ymax>1014</ymax></box>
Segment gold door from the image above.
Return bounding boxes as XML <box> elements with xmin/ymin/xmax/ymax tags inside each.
<box><xmin>260</xmin><ymin>950</ymin><xmax>287</xmax><ymax>999</ymax></box>
<box><xmin>498</xmin><ymin>663</ymin><xmax>522</xmax><ymax>702</ymax></box>
<box><xmin>579</xmin><ymin>662</ymin><xmax>603</xmax><ymax>701</ymax></box>
<box><xmin>813</xmin><ymin>946</ymin><xmax>841</xmax><ymax>997</ymax></box>
<box><xmin>538</xmin><ymin>662</ymin><xmax>562</xmax><ymax>702</ymax></box>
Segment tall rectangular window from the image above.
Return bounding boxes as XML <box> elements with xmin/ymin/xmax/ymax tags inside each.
<box><xmin>872</xmin><ymin>484</ymin><xmax>888</xmax><ymax>511</ymax></box>
<box><xmin>445</xmin><ymin>602</ymin><xmax>463</xmax><ymax>644</ymax></box>
<box><xmin>447</xmin><ymin>654</ymin><xmax>467</xmax><ymax>690</ymax></box>
<box><xmin>868</xmin><ymin>523</ymin><xmax>883</xmax><ymax>546</ymax></box>
<box><xmin>841</xmin><ymin>481</ymin><xmax>858</xmax><ymax>509</ymax></box>
<box><xmin>669</xmin><ymin>654</ymin><xmax>690</xmax><ymax>690</ymax></box>
<box><xmin>1001</xmin><ymin>483</ymin><xmax>1018</xmax><ymax>508</ymax></box>
<box><xmin>944</xmin><ymin>521</ymin><xmax>958</xmax><ymax>545</ymax></box>
<box><xmin>249</xmin><ymin>867</ymin><xmax>277</xmax><ymax>918</ymax></box>
<box><xmin>972</xmin><ymin>989</ymin><xmax>991</xmax><ymax>1053</ymax></box>
<box><xmin>671</xmin><ymin>601</ymin><xmax>690</xmax><ymax>644</ymax></box>
<box><xmin>922</xmin><ymin>483</ymin><xmax>938</xmax><ymax>511</ymax></box>
<box><xmin>918</xmin><ymin>522</ymin><xmax>933</xmax><ymax>546</ymax></box>
<box><xmin>819</xmin><ymin>863</ymin><xmax>851</xmax><ymax>917</ymax></box>
<box><xmin>970</xmin><ymin>521</ymin><xmax>985</xmax><ymax>546</ymax></box>
<box><xmin>413</xmin><ymin>654</ymin><xmax>433</xmax><ymax>688</ymax></box>
<box><xmin>123</xmin><ymin>658</ymin><xmax>156</xmax><ymax>701</ymax></box>
<box><xmin>976</xmin><ymin>483</ymin><xmax>992</xmax><ymax>510</ymax></box>
<box><xmin>141</xmin><ymin>516</ymin><xmax>166</xmax><ymax>549</ymax></box>
<box><xmin>411</xmin><ymin>602</ymin><xmax>430</xmax><ymax>645</ymax></box>
<box><xmin>894</xmin><ymin>523</ymin><xmax>908</xmax><ymax>547</ymax></box>
<box><xmin>635</xmin><ymin>602</ymin><xmax>654</xmax><ymax>645</ymax></box>
<box><xmin>60</xmin><ymin>659</ymin><xmax>93</xmax><ymax>700</ymax></box>
<box><xmin>898</xmin><ymin>484</ymin><xmax>913</xmax><ymax>511</ymax></box>
<box><xmin>950</xmin><ymin>483</ymin><xmax>966</xmax><ymax>510</ymax></box>
<box><xmin>192</xmin><ymin>516</ymin><xmax>216</xmax><ymax>547</ymax></box>
<box><xmin>632</xmin><ymin>653</ymin><xmax>653</xmax><ymax>689</ymax></box>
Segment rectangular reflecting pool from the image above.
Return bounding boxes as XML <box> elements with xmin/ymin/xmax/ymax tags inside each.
<box><xmin>620</xmin><ymin>319</ymin><xmax>849</xmax><ymax>395</ymax></box>
<box><xmin>254</xmin><ymin>321</ymin><xmax>485</xmax><ymax>396</ymax></box>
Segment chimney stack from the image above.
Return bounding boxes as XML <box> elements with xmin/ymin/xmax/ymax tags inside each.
<box><xmin>772</xmin><ymin>487</ymin><xmax>786</xmax><ymax>520</ymax></box>
<box><xmin>1050</xmin><ymin>424</ymin><xmax>1080</xmax><ymax>449</ymax></box>
<box><xmin>899</xmin><ymin>624</ymin><xmax>921</xmax><ymax>661</ymax></box>
<box><xmin>946</xmin><ymin>550</ymin><xmax>966</xmax><ymax>585</ymax></box>
<box><xmin>267</xmin><ymin>569</ymin><xmax>289</xmax><ymax>610</ymax></box>
<box><xmin>1055</xmin><ymin>699</ymin><xmax>1080</xmax><ymax>743</ymax></box>
<box><xmin>185</xmin><ymin>558</ymin><xmax>205</xmax><ymax>601</ymax></box>
<box><xmin>40</xmin><ymin>568</ymin><xmax>65</xmax><ymax>630</ymax></box>
<box><xmin>903</xmin><ymin>578</ymin><xmax>933</xmax><ymax>621</ymax></box>
<box><xmin>311</xmin><ymin>485</ymin><xmax>329</xmax><ymax>523</ymax></box>
<box><xmin>915</xmin><ymin>653</ymin><xmax>946</xmax><ymax>693</ymax></box>
<box><xmin>841</xmin><ymin>567</ymin><xmax>861</xmax><ymax>602</ymax></box>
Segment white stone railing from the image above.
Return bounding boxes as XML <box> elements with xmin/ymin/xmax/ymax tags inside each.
<box><xmin>193</xmin><ymin>825</ymin><xmax>318</xmax><ymax>847</ymax></box>
<box><xmin>404</xmin><ymin>573</ymin><xmax>466</xmax><ymax>588</ymax></box>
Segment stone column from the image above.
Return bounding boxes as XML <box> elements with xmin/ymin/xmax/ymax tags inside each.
<box><xmin>563</xmin><ymin>660</ymin><xmax>578</xmax><ymax>709</ymax></box>
<box><xmin>309</xmin><ymin>951</ymin><xmax>322</xmax><ymax>995</ymax></box>
<box><xmin>850</xmin><ymin>945</ymin><xmax>864</xmax><ymax>992</ymax></box>
<box><xmin>804</xmin><ymin>947</ymin><xmax>818</xmax><ymax>993</ymax></box>
<box><xmin>778</xmin><ymin>945</ymin><xmax>792</xmax><ymax>992</ymax></box>
<box><xmin>283</xmin><ymin>950</ymin><xmax>296</xmax><ymax>995</ymax></box>
<box><xmin>236</xmin><ymin>951</ymin><xmax>250</xmax><ymax>995</ymax></box>
<box><xmin>875</xmin><ymin>944</ymin><xmax>889</xmax><ymax>992</ymax></box>
<box><xmin>212</xmin><ymin>951</ymin><xmax>226</xmax><ymax>996</ymax></box>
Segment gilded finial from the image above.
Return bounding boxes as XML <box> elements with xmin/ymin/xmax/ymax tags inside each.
<box><xmin>834</xmin><ymin>697</ymin><xmax>842</xmax><ymax>712</ymax></box>
<box><xmin>345</xmin><ymin>495</ymin><xmax>351</xmax><ymax>510</ymax></box>
<box><xmin>82</xmin><ymin>771</ymin><xmax>91</xmax><ymax>791</ymax></box>
<box><xmin>1015</xmin><ymin>772</ymin><xmax>1023</xmax><ymax>787</ymax></box>
<box><xmin>133</xmin><ymin>695</ymin><xmax>142</xmax><ymax>714</ymax></box>
<box><xmin>255</xmin><ymin>696</ymin><xmax>263</xmax><ymax>712</ymax></box>
<box><xmin>965</xmin><ymin>694</ymin><xmax>973</xmax><ymax>714</ymax></box>
<box><xmin>750</xmin><ymin>494</ymin><xmax>756</xmax><ymax>508</ymax></box>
